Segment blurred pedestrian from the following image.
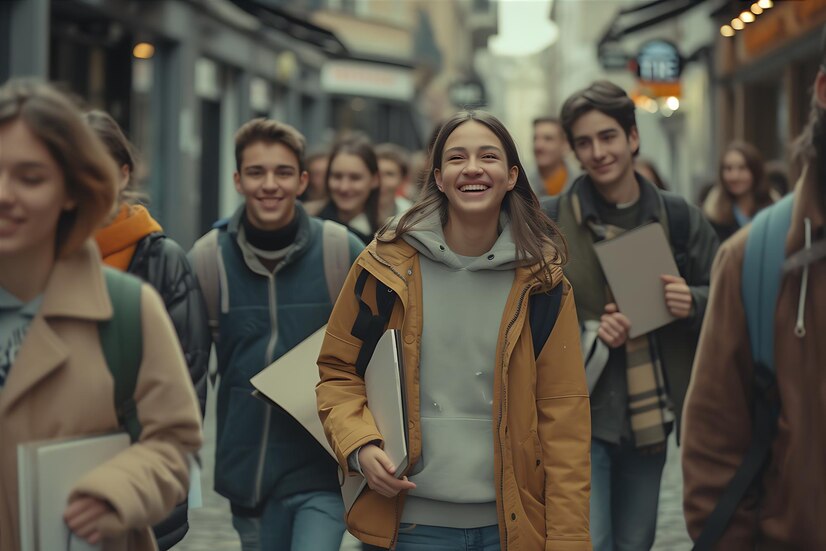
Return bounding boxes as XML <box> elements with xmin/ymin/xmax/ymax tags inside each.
<box><xmin>188</xmin><ymin>118</ymin><xmax>363</xmax><ymax>551</ymax></box>
<box><xmin>635</xmin><ymin>158</ymin><xmax>668</xmax><ymax>190</ymax></box>
<box><xmin>375</xmin><ymin>143</ymin><xmax>413</xmax><ymax>221</ymax></box>
<box><xmin>318</xmin><ymin>137</ymin><xmax>381</xmax><ymax>244</ymax></box>
<box><xmin>301</xmin><ymin>149</ymin><xmax>329</xmax><ymax>216</ymax></box>
<box><xmin>530</xmin><ymin>116</ymin><xmax>574</xmax><ymax>198</ymax></box>
<box><xmin>703</xmin><ymin>141</ymin><xmax>775</xmax><ymax>242</ymax></box>
<box><xmin>682</xmin><ymin>31</ymin><xmax>826</xmax><ymax>550</ymax></box>
<box><xmin>765</xmin><ymin>158</ymin><xmax>791</xmax><ymax>197</ymax></box>
<box><xmin>543</xmin><ymin>80</ymin><xmax>719</xmax><ymax>551</ymax></box>
<box><xmin>317</xmin><ymin>110</ymin><xmax>591</xmax><ymax>551</ymax></box>
<box><xmin>86</xmin><ymin>110</ymin><xmax>210</xmax><ymax>550</ymax></box>
<box><xmin>0</xmin><ymin>79</ymin><xmax>201</xmax><ymax>550</ymax></box>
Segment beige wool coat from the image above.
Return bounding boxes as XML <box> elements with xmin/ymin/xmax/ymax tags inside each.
<box><xmin>0</xmin><ymin>241</ymin><xmax>202</xmax><ymax>550</ymax></box>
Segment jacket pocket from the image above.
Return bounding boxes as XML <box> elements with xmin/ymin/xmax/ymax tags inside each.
<box><xmin>515</xmin><ymin>430</ymin><xmax>545</xmax><ymax>504</ymax></box>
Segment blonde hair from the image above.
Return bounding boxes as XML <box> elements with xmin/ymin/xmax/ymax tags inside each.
<box><xmin>0</xmin><ymin>79</ymin><xmax>118</xmax><ymax>258</ymax></box>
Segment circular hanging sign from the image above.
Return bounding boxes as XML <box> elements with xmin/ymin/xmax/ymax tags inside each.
<box><xmin>630</xmin><ymin>40</ymin><xmax>684</xmax><ymax>83</ymax></box>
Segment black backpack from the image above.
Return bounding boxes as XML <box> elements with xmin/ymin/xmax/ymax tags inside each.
<box><xmin>349</xmin><ymin>268</ymin><xmax>563</xmax><ymax>378</ymax></box>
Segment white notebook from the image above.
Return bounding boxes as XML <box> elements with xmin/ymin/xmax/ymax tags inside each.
<box><xmin>18</xmin><ymin>432</ymin><xmax>130</xmax><ymax>551</ymax></box>
<box><xmin>251</xmin><ymin>326</ymin><xmax>408</xmax><ymax>512</ymax></box>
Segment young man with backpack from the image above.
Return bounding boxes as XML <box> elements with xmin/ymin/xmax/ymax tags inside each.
<box><xmin>542</xmin><ymin>80</ymin><xmax>719</xmax><ymax>551</ymax></box>
<box><xmin>188</xmin><ymin>118</ymin><xmax>364</xmax><ymax>551</ymax></box>
<box><xmin>682</xmin><ymin>33</ymin><xmax>826</xmax><ymax>550</ymax></box>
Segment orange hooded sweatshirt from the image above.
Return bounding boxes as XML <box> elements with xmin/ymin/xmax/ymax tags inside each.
<box><xmin>94</xmin><ymin>204</ymin><xmax>163</xmax><ymax>270</ymax></box>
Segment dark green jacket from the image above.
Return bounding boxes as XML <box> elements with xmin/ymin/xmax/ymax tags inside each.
<box><xmin>543</xmin><ymin>175</ymin><xmax>719</xmax><ymax>440</ymax></box>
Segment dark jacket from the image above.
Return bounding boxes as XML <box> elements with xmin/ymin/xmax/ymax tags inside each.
<box><xmin>128</xmin><ymin>232</ymin><xmax>210</xmax><ymax>549</ymax></box>
<box><xmin>317</xmin><ymin>201</ymin><xmax>374</xmax><ymax>245</ymax></box>
<box><xmin>543</xmin><ymin>175</ymin><xmax>719</xmax><ymax>441</ymax></box>
<box><xmin>189</xmin><ymin>205</ymin><xmax>364</xmax><ymax>513</ymax></box>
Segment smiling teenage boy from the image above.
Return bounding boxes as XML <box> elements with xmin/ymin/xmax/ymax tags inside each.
<box><xmin>542</xmin><ymin>81</ymin><xmax>718</xmax><ymax>551</ymax></box>
<box><xmin>188</xmin><ymin>118</ymin><xmax>364</xmax><ymax>551</ymax></box>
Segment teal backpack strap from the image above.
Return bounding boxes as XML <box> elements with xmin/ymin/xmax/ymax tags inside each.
<box><xmin>100</xmin><ymin>268</ymin><xmax>144</xmax><ymax>443</ymax></box>
<box><xmin>742</xmin><ymin>193</ymin><xmax>795</xmax><ymax>371</ymax></box>
<box><xmin>693</xmin><ymin>194</ymin><xmax>794</xmax><ymax>550</ymax></box>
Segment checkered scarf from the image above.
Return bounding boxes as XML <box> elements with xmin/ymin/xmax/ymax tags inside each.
<box><xmin>587</xmin><ymin>217</ymin><xmax>674</xmax><ymax>449</ymax></box>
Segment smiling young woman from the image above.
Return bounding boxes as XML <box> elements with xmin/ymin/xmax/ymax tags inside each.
<box><xmin>0</xmin><ymin>79</ymin><xmax>201</xmax><ymax>551</ymax></box>
<box><xmin>316</xmin><ymin>111</ymin><xmax>590</xmax><ymax>551</ymax></box>
<box><xmin>317</xmin><ymin>137</ymin><xmax>381</xmax><ymax>245</ymax></box>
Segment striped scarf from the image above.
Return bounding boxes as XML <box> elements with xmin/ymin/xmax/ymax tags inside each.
<box><xmin>587</xmin><ymin>217</ymin><xmax>674</xmax><ymax>449</ymax></box>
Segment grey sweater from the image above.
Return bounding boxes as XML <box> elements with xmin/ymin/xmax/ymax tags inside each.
<box><xmin>399</xmin><ymin>214</ymin><xmax>516</xmax><ymax>528</ymax></box>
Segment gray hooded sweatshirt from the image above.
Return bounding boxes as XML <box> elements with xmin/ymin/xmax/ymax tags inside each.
<box><xmin>399</xmin><ymin>213</ymin><xmax>517</xmax><ymax>528</ymax></box>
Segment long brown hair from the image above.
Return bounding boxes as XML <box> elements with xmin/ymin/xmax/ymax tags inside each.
<box><xmin>705</xmin><ymin>141</ymin><xmax>774</xmax><ymax>226</ymax></box>
<box><xmin>84</xmin><ymin>109</ymin><xmax>147</xmax><ymax>206</ymax></box>
<box><xmin>377</xmin><ymin>110</ymin><xmax>567</xmax><ymax>282</ymax></box>
<box><xmin>0</xmin><ymin>79</ymin><xmax>117</xmax><ymax>258</ymax></box>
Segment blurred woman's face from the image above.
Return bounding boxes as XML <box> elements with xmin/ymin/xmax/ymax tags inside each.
<box><xmin>721</xmin><ymin>150</ymin><xmax>754</xmax><ymax>198</ymax></box>
<box><xmin>0</xmin><ymin>119</ymin><xmax>75</xmax><ymax>259</ymax></box>
<box><xmin>328</xmin><ymin>153</ymin><xmax>377</xmax><ymax>218</ymax></box>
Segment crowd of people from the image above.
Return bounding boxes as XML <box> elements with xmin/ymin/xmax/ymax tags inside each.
<box><xmin>0</xmin><ymin>27</ymin><xmax>824</xmax><ymax>551</ymax></box>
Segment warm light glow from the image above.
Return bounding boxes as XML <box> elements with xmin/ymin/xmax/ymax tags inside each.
<box><xmin>757</xmin><ymin>0</ymin><xmax>773</xmax><ymax>9</ymax></box>
<box><xmin>132</xmin><ymin>43</ymin><xmax>155</xmax><ymax>59</ymax></box>
<box><xmin>665</xmin><ymin>96</ymin><xmax>680</xmax><ymax>111</ymax></box>
<box><xmin>751</xmin><ymin>3</ymin><xmax>763</xmax><ymax>15</ymax></box>
<box><xmin>720</xmin><ymin>25</ymin><xmax>735</xmax><ymax>37</ymax></box>
<box><xmin>732</xmin><ymin>18</ymin><xmax>745</xmax><ymax>31</ymax></box>
<box><xmin>740</xmin><ymin>11</ymin><xmax>755</xmax><ymax>23</ymax></box>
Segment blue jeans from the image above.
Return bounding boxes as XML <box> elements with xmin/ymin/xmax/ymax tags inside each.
<box><xmin>393</xmin><ymin>523</ymin><xmax>500</xmax><ymax>551</ymax></box>
<box><xmin>231</xmin><ymin>490</ymin><xmax>345</xmax><ymax>551</ymax></box>
<box><xmin>590</xmin><ymin>438</ymin><xmax>667</xmax><ymax>551</ymax></box>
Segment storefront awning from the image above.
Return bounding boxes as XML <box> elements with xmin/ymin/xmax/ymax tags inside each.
<box><xmin>229</xmin><ymin>0</ymin><xmax>348</xmax><ymax>56</ymax></box>
<box><xmin>599</xmin><ymin>0</ymin><xmax>711</xmax><ymax>46</ymax></box>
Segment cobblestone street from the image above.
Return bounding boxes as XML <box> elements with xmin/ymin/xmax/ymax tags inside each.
<box><xmin>177</xmin><ymin>392</ymin><xmax>691</xmax><ymax>550</ymax></box>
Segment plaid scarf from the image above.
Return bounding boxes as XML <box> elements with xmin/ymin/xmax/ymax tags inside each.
<box><xmin>586</xmin><ymin>216</ymin><xmax>674</xmax><ymax>449</ymax></box>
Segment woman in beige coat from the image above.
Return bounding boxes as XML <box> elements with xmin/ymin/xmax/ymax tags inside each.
<box><xmin>0</xmin><ymin>79</ymin><xmax>202</xmax><ymax>550</ymax></box>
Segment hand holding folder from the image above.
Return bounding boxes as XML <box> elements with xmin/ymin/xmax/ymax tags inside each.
<box><xmin>250</xmin><ymin>325</ymin><xmax>408</xmax><ymax>511</ymax></box>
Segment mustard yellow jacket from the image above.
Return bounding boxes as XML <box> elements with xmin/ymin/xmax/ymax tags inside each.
<box><xmin>317</xmin><ymin>237</ymin><xmax>591</xmax><ymax>550</ymax></box>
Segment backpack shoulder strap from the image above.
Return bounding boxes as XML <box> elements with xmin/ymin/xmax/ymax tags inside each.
<box><xmin>691</xmin><ymin>194</ymin><xmax>794</xmax><ymax>551</ymax></box>
<box><xmin>528</xmin><ymin>283</ymin><xmax>564</xmax><ymax>360</ymax></box>
<box><xmin>742</xmin><ymin>193</ymin><xmax>795</xmax><ymax>372</ymax></box>
<box><xmin>188</xmin><ymin>229</ymin><xmax>223</xmax><ymax>343</ymax></box>
<box><xmin>662</xmin><ymin>192</ymin><xmax>691</xmax><ymax>279</ymax></box>
<box><xmin>322</xmin><ymin>220</ymin><xmax>352</xmax><ymax>303</ymax></box>
<box><xmin>100</xmin><ymin>268</ymin><xmax>143</xmax><ymax>443</ymax></box>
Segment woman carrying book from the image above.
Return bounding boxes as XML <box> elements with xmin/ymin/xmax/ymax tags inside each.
<box><xmin>0</xmin><ymin>79</ymin><xmax>202</xmax><ymax>550</ymax></box>
<box><xmin>316</xmin><ymin>110</ymin><xmax>591</xmax><ymax>550</ymax></box>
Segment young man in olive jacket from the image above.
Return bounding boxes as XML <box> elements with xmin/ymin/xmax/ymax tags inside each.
<box><xmin>188</xmin><ymin>119</ymin><xmax>364</xmax><ymax>550</ymax></box>
<box><xmin>542</xmin><ymin>80</ymin><xmax>719</xmax><ymax>551</ymax></box>
<box><xmin>682</xmin><ymin>37</ymin><xmax>826</xmax><ymax>549</ymax></box>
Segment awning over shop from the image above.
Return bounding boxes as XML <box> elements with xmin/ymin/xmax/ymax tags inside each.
<box><xmin>599</xmin><ymin>0</ymin><xmax>711</xmax><ymax>46</ymax></box>
<box><xmin>229</xmin><ymin>0</ymin><xmax>348</xmax><ymax>55</ymax></box>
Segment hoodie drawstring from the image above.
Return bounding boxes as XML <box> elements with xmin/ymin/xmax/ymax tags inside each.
<box><xmin>794</xmin><ymin>217</ymin><xmax>812</xmax><ymax>338</ymax></box>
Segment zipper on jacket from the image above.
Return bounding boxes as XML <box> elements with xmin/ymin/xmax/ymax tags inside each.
<box><xmin>367</xmin><ymin>250</ymin><xmax>408</xmax><ymax>285</ymax></box>
<box><xmin>253</xmin><ymin>272</ymin><xmax>279</xmax><ymax>504</ymax></box>
<box><xmin>497</xmin><ymin>283</ymin><xmax>532</xmax><ymax>550</ymax></box>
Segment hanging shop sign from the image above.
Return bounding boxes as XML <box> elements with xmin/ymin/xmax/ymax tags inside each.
<box><xmin>629</xmin><ymin>40</ymin><xmax>684</xmax><ymax>97</ymax></box>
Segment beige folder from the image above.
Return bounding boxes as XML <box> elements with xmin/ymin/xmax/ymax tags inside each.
<box><xmin>593</xmin><ymin>222</ymin><xmax>680</xmax><ymax>338</ymax></box>
<box><xmin>250</xmin><ymin>325</ymin><xmax>408</xmax><ymax>512</ymax></box>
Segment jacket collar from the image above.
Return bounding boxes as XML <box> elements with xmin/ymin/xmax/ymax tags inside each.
<box><xmin>789</xmin><ymin>165</ymin><xmax>826</xmax><ymax>254</ymax></box>
<box><xmin>0</xmin><ymin>240</ymin><xmax>110</xmax><ymax>414</ymax></box>
<box><xmin>227</xmin><ymin>202</ymin><xmax>313</xmax><ymax>274</ymax></box>
<box><xmin>41</xmin><ymin>240</ymin><xmax>112</xmax><ymax>321</ymax></box>
<box><xmin>572</xmin><ymin>173</ymin><xmax>662</xmax><ymax>227</ymax></box>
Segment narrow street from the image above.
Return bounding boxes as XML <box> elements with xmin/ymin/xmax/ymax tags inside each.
<box><xmin>177</xmin><ymin>391</ymin><xmax>691</xmax><ymax>550</ymax></box>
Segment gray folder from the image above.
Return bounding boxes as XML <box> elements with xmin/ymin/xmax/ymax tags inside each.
<box><xmin>593</xmin><ymin>222</ymin><xmax>680</xmax><ymax>338</ymax></box>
